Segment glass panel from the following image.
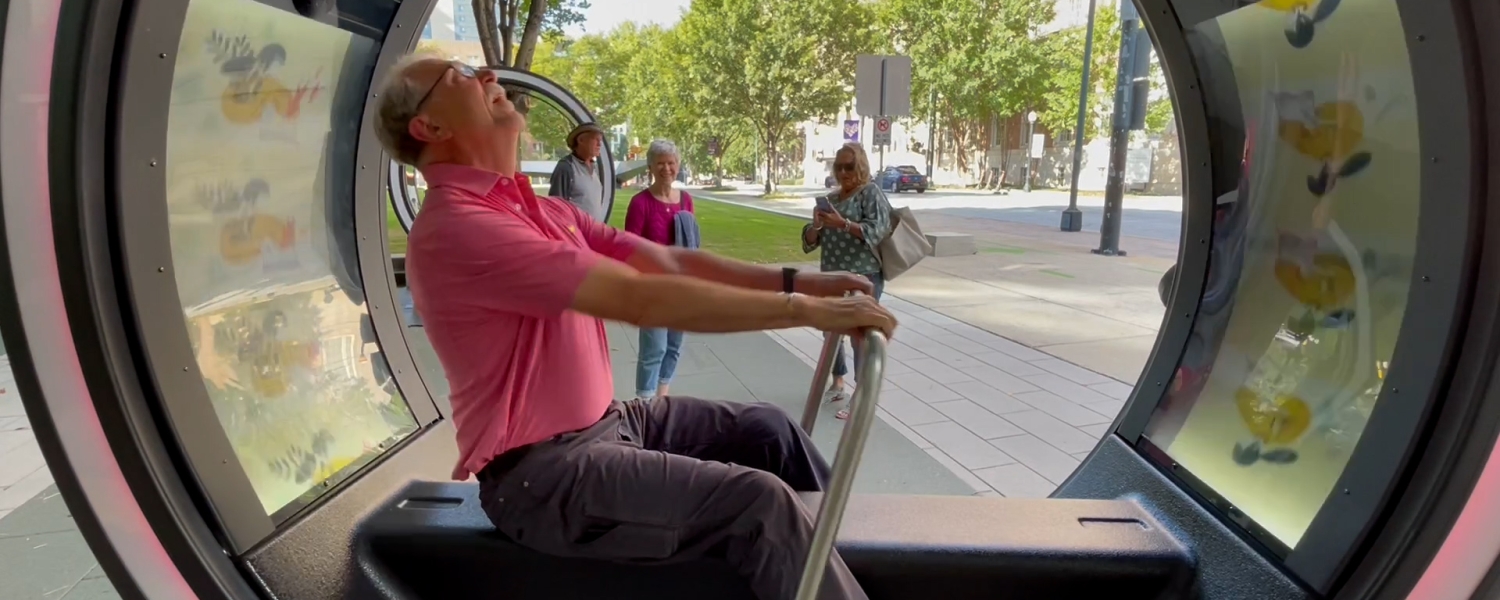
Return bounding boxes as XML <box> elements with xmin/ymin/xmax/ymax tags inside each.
<box><xmin>1142</xmin><ymin>0</ymin><xmax>1420</xmax><ymax>548</ymax></box>
<box><xmin>402</xmin><ymin>163</ymin><xmax>425</xmax><ymax>213</ymax></box>
<box><xmin>166</xmin><ymin>0</ymin><xmax>418</xmax><ymax>517</ymax></box>
<box><xmin>516</xmin><ymin>88</ymin><xmax>581</xmax><ymax>162</ymax></box>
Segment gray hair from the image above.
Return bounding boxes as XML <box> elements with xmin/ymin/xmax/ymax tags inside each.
<box><xmin>372</xmin><ymin>53</ymin><xmax>437</xmax><ymax>166</ymax></box>
<box><xmin>646</xmin><ymin>139</ymin><xmax>679</xmax><ymax>165</ymax></box>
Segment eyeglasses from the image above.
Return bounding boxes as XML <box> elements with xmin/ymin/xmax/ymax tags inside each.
<box><xmin>833</xmin><ymin>162</ymin><xmax>857</xmax><ymax>173</ymax></box>
<box><xmin>415</xmin><ymin>61</ymin><xmax>478</xmax><ymax>112</ymax></box>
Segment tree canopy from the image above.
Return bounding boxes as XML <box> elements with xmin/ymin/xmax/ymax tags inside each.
<box><xmin>1036</xmin><ymin>6</ymin><xmax>1121</xmax><ymax>140</ymax></box>
<box><xmin>455</xmin><ymin>0</ymin><xmax>1177</xmax><ymax>188</ymax></box>
<box><xmin>664</xmin><ymin>0</ymin><xmax>880</xmax><ymax>192</ymax></box>
<box><xmin>877</xmin><ymin>0</ymin><xmax>1056</xmax><ymax>173</ymax></box>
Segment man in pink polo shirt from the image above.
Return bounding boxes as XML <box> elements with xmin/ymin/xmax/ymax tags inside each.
<box><xmin>372</xmin><ymin>57</ymin><xmax>895</xmax><ymax>600</ymax></box>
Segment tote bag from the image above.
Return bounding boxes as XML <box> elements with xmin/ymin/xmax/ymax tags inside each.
<box><xmin>878</xmin><ymin>205</ymin><xmax>932</xmax><ymax>281</ymax></box>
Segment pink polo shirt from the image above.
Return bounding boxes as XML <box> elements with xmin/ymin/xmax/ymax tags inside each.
<box><xmin>405</xmin><ymin>163</ymin><xmax>642</xmax><ymax>480</ymax></box>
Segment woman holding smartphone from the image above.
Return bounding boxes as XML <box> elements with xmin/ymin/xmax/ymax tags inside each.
<box><xmin>801</xmin><ymin>142</ymin><xmax>894</xmax><ymax>419</ymax></box>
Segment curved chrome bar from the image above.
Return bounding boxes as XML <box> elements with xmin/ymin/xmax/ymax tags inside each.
<box><xmin>486</xmin><ymin>68</ymin><xmax>617</xmax><ymax>220</ymax></box>
<box><xmin>799</xmin><ymin>331</ymin><xmax>843</xmax><ymax>433</ymax></box>
<box><xmin>795</xmin><ymin>324</ymin><xmax>888</xmax><ymax>600</ymax></box>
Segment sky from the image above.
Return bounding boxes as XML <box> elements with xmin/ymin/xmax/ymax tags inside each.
<box><xmin>565</xmin><ymin>0</ymin><xmax>691</xmax><ymax>36</ymax></box>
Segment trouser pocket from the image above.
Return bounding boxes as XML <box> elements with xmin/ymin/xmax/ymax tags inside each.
<box><xmin>575</xmin><ymin>515</ymin><xmax>681</xmax><ymax>560</ymax></box>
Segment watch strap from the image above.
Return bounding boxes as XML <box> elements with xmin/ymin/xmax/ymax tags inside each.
<box><xmin>782</xmin><ymin>267</ymin><xmax>798</xmax><ymax>294</ymax></box>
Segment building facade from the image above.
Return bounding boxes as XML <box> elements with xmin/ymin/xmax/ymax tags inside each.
<box><xmin>419</xmin><ymin>0</ymin><xmax>479</xmax><ymax>43</ymax></box>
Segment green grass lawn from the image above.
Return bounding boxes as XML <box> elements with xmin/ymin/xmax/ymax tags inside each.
<box><xmin>388</xmin><ymin>202</ymin><xmax>407</xmax><ymax>253</ymax></box>
<box><xmin>388</xmin><ymin>189</ymin><xmax>810</xmax><ymax>265</ymax></box>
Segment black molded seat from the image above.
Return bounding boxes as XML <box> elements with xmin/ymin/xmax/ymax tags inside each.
<box><xmin>353</xmin><ymin>481</ymin><xmax>1199</xmax><ymax>599</ymax></box>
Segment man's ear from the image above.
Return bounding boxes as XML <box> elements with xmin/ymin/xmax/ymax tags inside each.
<box><xmin>408</xmin><ymin>116</ymin><xmax>442</xmax><ymax>144</ymax></box>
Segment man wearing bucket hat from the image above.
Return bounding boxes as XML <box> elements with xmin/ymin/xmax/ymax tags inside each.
<box><xmin>548</xmin><ymin>122</ymin><xmax>609</xmax><ymax>221</ymax></box>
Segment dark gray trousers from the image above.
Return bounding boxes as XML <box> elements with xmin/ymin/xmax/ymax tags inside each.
<box><xmin>476</xmin><ymin>396</ymin><xmax>868</xmax><ymax>600</ymax></box>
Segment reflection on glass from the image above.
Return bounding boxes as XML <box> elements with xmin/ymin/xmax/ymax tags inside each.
<box><xmin>517</xmin><ymin>90</ymin><xmax>579</xmax><ymax>162</ymax></box>
<box><xmin>1142</xmin><ymin>0</ymin><xmax>1418</xmax><ymax>547</ymax></box>
<box><xmin>166</xmin><ymin>0</ymin><xmax>418</xmax><ymax>516</ymax></box>
<box><xmin>403</xmin><ymin>164</ymin><xmax>425</xmax><ymax>213</ymax></box>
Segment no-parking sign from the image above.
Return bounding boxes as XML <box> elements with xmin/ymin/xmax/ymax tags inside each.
<box><xmin>873</xmin><ymin>116</ymin><xmax>892</xmax><ymax>146</ymax></box>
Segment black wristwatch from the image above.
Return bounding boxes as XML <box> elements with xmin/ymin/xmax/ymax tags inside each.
<box><xmin>782</xmin><ymin>267</ymin><xmax>798</xmax><ymax>294</ymax></box>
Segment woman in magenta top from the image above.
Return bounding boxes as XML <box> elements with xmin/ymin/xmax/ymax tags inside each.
<box><xmin>623</xmin><ymin>140</ymin><xmax>694</xmax><ymax>400</ymax></box>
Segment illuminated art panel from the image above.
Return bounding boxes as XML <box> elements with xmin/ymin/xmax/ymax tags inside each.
<box><xmin>165</xmin><ymin>0</ymin><xmax>418</xmax><ymax>515</ymax></box>
<box><xmin>1143</xmin><ymin>0</ymin><xmax>1420</xmax><ymax>548</ymax></box>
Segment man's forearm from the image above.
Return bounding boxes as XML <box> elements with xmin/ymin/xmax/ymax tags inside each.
<box><xmin>626</xmin><ymin>273</ymin><xmax>807</xmax><ymax>333</ymax></box>
<box><xmin>661</xmin><ymin>246</ymin><xmax>788</xmax><ymax>292</ymax></box>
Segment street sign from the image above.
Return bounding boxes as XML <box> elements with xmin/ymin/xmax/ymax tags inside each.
<box><xmin>707</xmin><ymin>137</ymin><xmax>721</xmax><ymax>157</ymax></box>
<box><xmin>856</xmin><ymin>55</ymin><xmax>912</xmax><ymax>117</ymax></box>
<box><xmin>1030</xmin><ymin>133</ymin><xmax>1046</xmax><ymax>159</ymax></box>
<box><xmin>842</xmin><ymin>119</ymin><xmax>861</xmax><ymax>143</ymax></box>
<box><xmin>873</xmin><ymin>116</ymin><xmax>892</xmax><ymax>147</ymax></box>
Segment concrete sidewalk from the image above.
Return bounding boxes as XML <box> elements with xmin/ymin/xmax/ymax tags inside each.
<box><xmin>0</xmin><ymin>354</ymin><xmax>114</xmax><ymax>600</ymax></box>
<box><xmin>695</xmin><ymin>184</ymin><xmax>1177</xmax><ymax>381</ymax></box>
<box><xmin>696</xmin><ymin>185</ymin><xmax>1185</xmax><ymax>244</ymax></box>
<box><xmin>0</xmin><ymin>358</ymin><xmax>47</xmax><ymax>523</ymax></box>
<box><xmin>878</xmin><ymin>212</ymin><xmax>1174</xmax><ymax>382</ymax></box>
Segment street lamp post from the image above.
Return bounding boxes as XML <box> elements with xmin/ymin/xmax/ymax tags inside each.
<box><xmin>1061</xmin><ymin>0</ymin><xmax>1099</xmax><ymax>233</ymax></box>
<box><xmin>926</xmin><ymin>88</ymin><xmax>936</xmax><ymax>179</ymax></box>
<box><xmin>1024</xmin><ymin>111</ymin><xmax>1038</xmax><ymax>193</ymax></box>
<box><xmin>1093</xmin><ymin>0</ymin><xmax>1140</xmax><ymax>257</ymax></box>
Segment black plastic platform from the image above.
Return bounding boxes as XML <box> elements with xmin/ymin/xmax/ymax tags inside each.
<box><xmin>350</xmin><ymin>481</ymin><xmax>1200</xmax><ymax>599</ymax></box>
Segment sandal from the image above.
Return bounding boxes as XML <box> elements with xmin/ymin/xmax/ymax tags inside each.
<box><xmin>824</xmin><ymin>385</ymin><xmax>850</xmax><ymax>403</ymax></box>
<box><xmin>835</xmin><ymin>408</ymin><xmax>851</xmax><ymax>420</ymax></box>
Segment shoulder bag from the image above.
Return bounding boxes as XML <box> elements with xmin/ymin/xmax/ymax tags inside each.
<box><xmin>874</xmin><ymin>190</ymin><xmax>932</xmax><ymax>281</ymax></box>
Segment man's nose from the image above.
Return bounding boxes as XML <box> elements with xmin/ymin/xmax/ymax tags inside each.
<box><xmin>477</xmin><ymin>69</ymin><xmax>497</xmax><ymax>84</ymax></box>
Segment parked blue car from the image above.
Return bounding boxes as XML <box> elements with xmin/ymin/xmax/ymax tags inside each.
<box><xmin>876</xmin><ymin>165</ymin><xmax>928</xmax><ymax>193</ymax></box>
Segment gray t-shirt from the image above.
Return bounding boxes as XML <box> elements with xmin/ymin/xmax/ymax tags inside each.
<box><xmin>547</xmin><ymin>154</ymin><xmax>606</xmax><ymax>221</ymax></box>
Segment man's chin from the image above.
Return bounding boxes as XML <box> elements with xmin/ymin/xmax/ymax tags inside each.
<box><xmin>492</xmin><ymin>111</ymin><xmax>525</xmax><ymax>129</ymax></box>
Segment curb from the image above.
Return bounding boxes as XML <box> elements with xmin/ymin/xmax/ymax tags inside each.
<box><xmin>691</xmin><ymin>190</ymin><xmax>812</xmax><ymax>222</ymax></box>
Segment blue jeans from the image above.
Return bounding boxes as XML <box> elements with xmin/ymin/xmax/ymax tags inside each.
<box><xmin>832</xmin><ymin>271</ymin><xmax>885</xmax><ymax>378</ymax></box>
<box><xmin>636</xmin><ymin>327</ymin><xmax>685</xmax><ymax>398</ymax></box>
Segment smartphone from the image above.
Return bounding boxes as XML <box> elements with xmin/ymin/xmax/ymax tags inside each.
<box><xmin>814</xmin><ymin>195</ymin><xmax>834</xmax><ymax>214</ymax></box>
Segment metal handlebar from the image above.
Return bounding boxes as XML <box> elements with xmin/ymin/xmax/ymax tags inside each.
<box><xmin>794</xmin><ymin>294</ymin><xmax>889</xmax><ymax>600</ymax></box>
<box><xmin>799</xmin><ymin>330</ymin><xmax>844</xmax><ymax>434</ymax></box>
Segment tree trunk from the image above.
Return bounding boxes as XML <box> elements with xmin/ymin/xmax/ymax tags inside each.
<box><xmin>997</xmin><ymin>120</ymin><xmax>1010</xmax><ymax>187</ymax></box>
<box><xmin>480</xmin><ymin>0</ymin><xmax>551</xmax><ymax>115</ymax></box>
<box><xmin>513</xmin><ymin>0</ymin><xmax>549</xmax><ymax>71</ymax></box>
<box><xmin>762</xmin><ymin>127</ymin><xmax>777</xmax><ymax>195</ymax></box>
<box><xmin>946</xmin><ymin>109</ymin><xmax>969</xmax><ymax>175</ymax></box>
<box><xmin>473</xmin><ymin>0</ymin><xmax>502</xmax><ymax>67</ymax></box>
<box><xmin>762</xmin><ymin>141</ymin><xmax>774</xmax><ymax>194</ymax></box>
<box><xmin>497</xmin><ymin>0</ymin><xmax>517</xmax><ymax>66</ymax></box>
